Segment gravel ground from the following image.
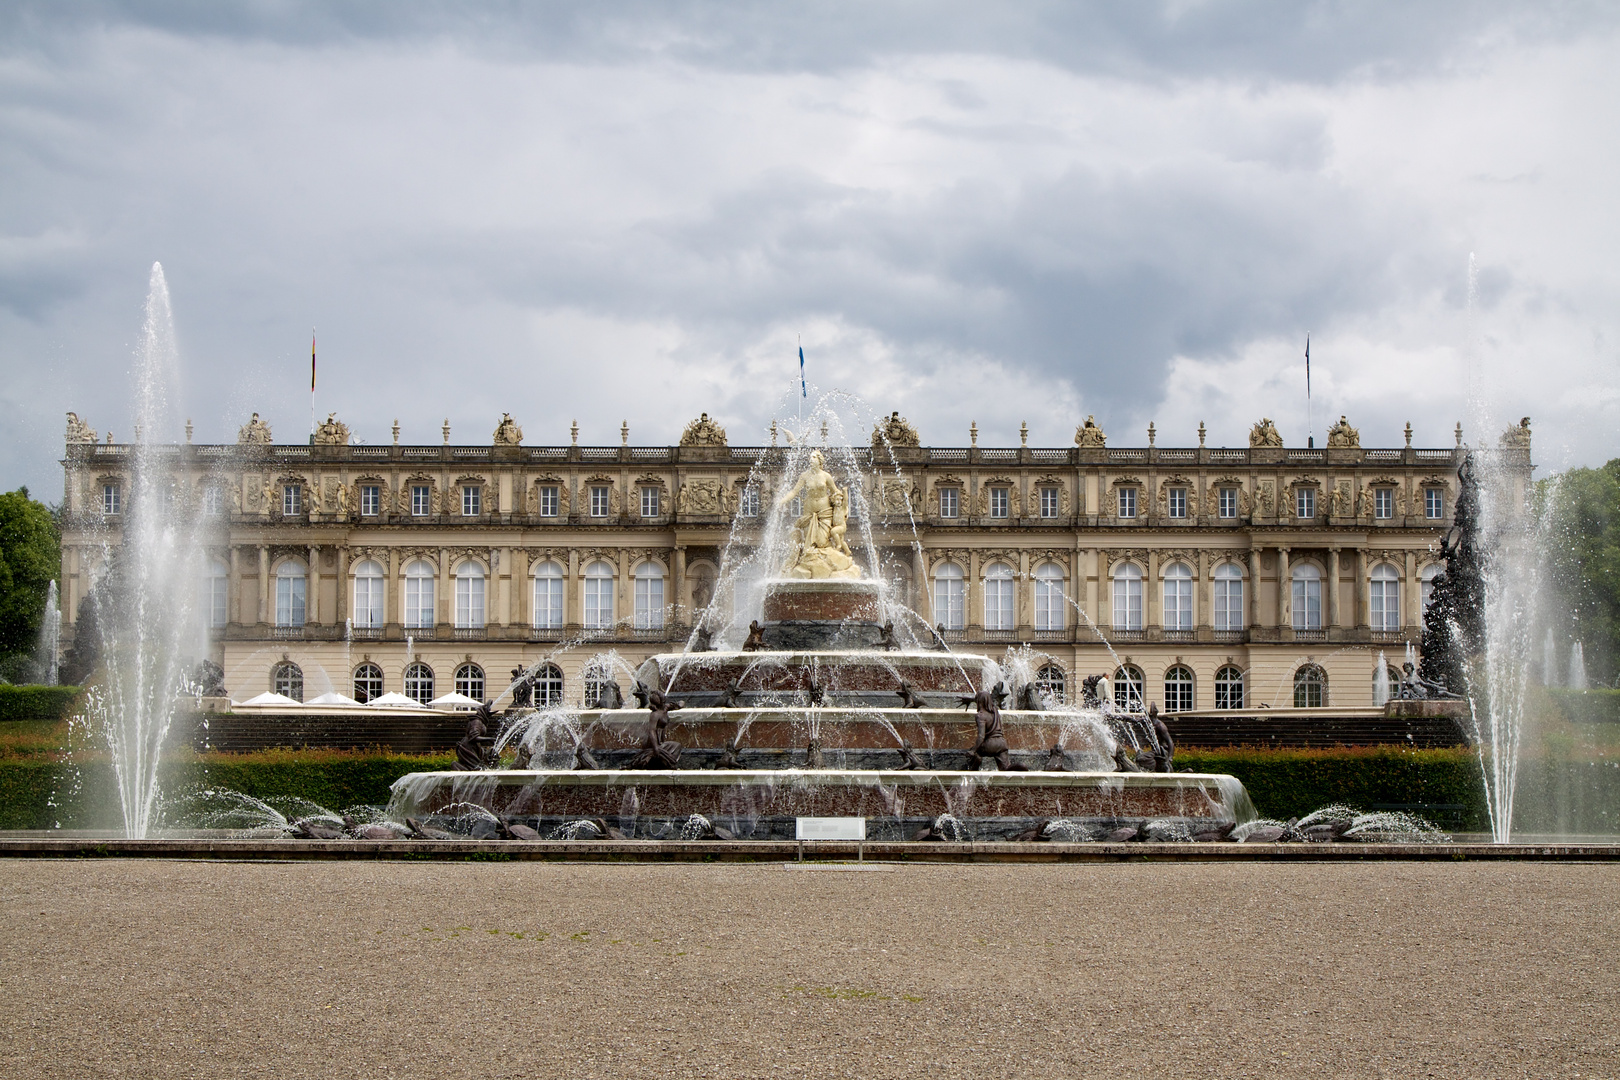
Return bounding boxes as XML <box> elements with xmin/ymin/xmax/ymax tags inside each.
<box><xmin>1</xmin><ymin>860</ymin><xmax>1616</xmax><ymax>1079</ymax></box>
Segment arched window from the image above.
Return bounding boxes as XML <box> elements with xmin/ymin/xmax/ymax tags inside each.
<box><xmin>352</xmin><ymin>559</ymin><xmax>385</xmax><ymax>629</ymax></box>
<box><xmin>404</xmin><ymin>560</ymin><xmax>435</xmax><ymax>629</ymax></box>
<box><xmin>1369</xmin><ymin>562</ymin><xmax>1401</xmax><ymax>631</ymax></box>
<box><xmin>404</xmin><ymin>662</ymin><xmax>435</xmax><ymax>705</ymax></box>
<box><xmin>1291</xmin><ymin>563</ymin><xmax>1322</xmax><ymax>631</ymax></box>
<box><xmin>532</xmin><ymin>560</ymin><xmax>564</xmax><ymax>630</ymax></box>
<box><xmin>1294</xmin><ymin>664</ymin><xmax>1327</xmax><ymax>708</ymax></box>
<box><xmin>275</xmin><ymin>562</ymin><xmax>306</xmax><ymax>628</ymax></box>
<box><xmin>983</xmin><ymin>562</ymin><xmax>1014</xmax><ymax>631</ymax></box>
<box><xmin>1033</xmin><ymin>564</ymin><xmax>1065</xmax><ymax>631</ymax></box>
<box><xmin>634</xmin><ymin>562</ymin><xmax>666</xmax><ymax>630</ymax></box>
<box><xmin>1113</xmin><ymin>664</ymin><xmax>1144</xmax><ymax>712</ymax></box>
<box><xmin>1035</xmin><ymin>663</ymin><xmax>1066</xmax><ymax>705</ymax></box>
<box><xmin>1164</xmin><ymin>665</ymin><xmax>1195</xmax><ymax>712</ymax></box>
<box><xmin>1214</xmin><ymin>665</ymin><xmax>1245</xmax><ymax>709</ymax></box>
<box><xmin>455</xmin><ymin>662</ymin><xmax>485</xmax><ymax>700</ymax></box>
<box><xmin>455</xmin><ymin>562</ymin><xmax>485</xmax><ymax>629</ymax></box>
<box><xmin>933</xmin><ymin>563</ymin><xmax>964</xmax><ymax>630</ymax></box>
<box><xmin>533</xmin><ymin>662</ymin><xmax>564</xmax><ymax>707</ymax></box>
<box><xmin>1214</xmin><ymin>563</ymin><xmax>1244</xmax><ymax>632</ymax></box>
<box><xmin>1373</xmin><ymin>664</ymin><xmax>1400</xmax><ymax>706</ymax></box>
<box><xmin>1421</xmin><ymin>563</ymin><xmax>1444</xmax><ymax>611</ymax></box>
<box><xmin>583</xmin><ymin>561</ymin><xmax>615</xmax><ymax>629</ymax></box>
<box><xmin>205</xmin><ymin>558</ymin><xmax>229</xmax><ymax>629</ymax></box>
<box><xmin>1162</xmin><ymin>562</ymin><xmax>1193</xmax><ymax>631</ymax></box>
<box><xmin>271</xmin><ymin>660</ymin><xmax>304</xmax><ymax>702</ymax></box>
<box><xmin>1112</xmin><ymin>563</ymin><xmax>1143</xmax><ymax>631</ymax></box>
<box><xmin>352</xmin><ymin>662</ymin><xmax>383</xmax><ymax>703</ymax></box>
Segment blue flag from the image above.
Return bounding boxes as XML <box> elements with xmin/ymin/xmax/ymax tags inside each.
<box><xmin>799</xmin><ymin>345</ymin><xmax>806</xmax><ymax>398</ymax></box>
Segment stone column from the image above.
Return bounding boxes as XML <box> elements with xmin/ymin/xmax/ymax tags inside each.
<box><xmin>1354</xmin><ymin>548</ymin><xmax>1368</xmax><ymax>628</ymax></box>
<box><xmin>1246</xmin><ymin>547</ymin><xmax>1261</xmax><ymax>629</ymax></box>
<box><xmin>1145</xmin><ymin>549</ymin><xmax>1160</xmax><ymax>629</ymax></box>
<box><xmin>673</xmin><ymin>546</ymin><xmax>687</xmax><ymax>622</ymax></box>
<box><xmin>387</xmin><ymin>547</ymin><xmax>400</xmax><ymax>628</ymax></box>
<box><xmin>1090</xmin><ymin>549</ymin><xmax>1105</xmax><ymax>629</ymax></box>
<box><xmin>1017</xmin><ymin>550</ymin><xmax>1032</xmax><ymax>629</ymax></box>
<box><xmin>439</xmin><ymin>547</ymin><xmax>451</xmax><ymax>627</ymax></box>
<box><xmin>913</xmin><ymin>546</ymin><xmax>928</xmax><ymax>614</ymax></box>
<box><xmin>1277</xmin><ymin>546</ymin><xmax>1291</xmax><ymax>629</ymax></box>
<box><xmin>566</xmin><ymin>549</ymin><xmax>581</xmax><ymax>627</ymax></box>
<box><xmin>335</xmin><ymin>546</ymin><xmax>349</xmax><ymax>625</ymax></box>
<box><xmin>490</xmin><ymin>547</ymin><xmax>504</xmax><ymax>627</ymax></box>
<box><xmin>1327</xmin><ymin>547</ymin><xmax>1342</xmax><ymax>628</ymax></box>
<box><xmin>307</xmin><ymin>545</ymin><xmax>321</xmax><ymax>625</ymax></box>
<box><xmin>513</xmin><ymin>549</ymin><xmax>529</xmax><ymax>629</ymax></box>
<box><xmin>229</xmin><ymin>546</ymin><xmax>242</xmax><ymax>625</ymax></box>
<box><xmin>967</xmin><ymin>549</ymin><xmax>981</xmax><ymax>629</ymax></box>
<box><xmin>1196</xmin><ymin>550</ymin><xmax>1211</xmax><ymax>629</ymax></box>
<box><xmin>1405</xmin><ymin>550</ymin><xmax>1419</xmax><ymax>629</ymax></box>
<box><xmin>257</xmin><ymin>545</ymin><xmax>269</xmax><ymax>625</ymax></box>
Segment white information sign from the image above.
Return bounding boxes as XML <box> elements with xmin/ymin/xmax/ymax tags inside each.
<box><xmin>795</xmin><ymin>816</ymin><xmax>866</xmax><ymax>841</ymax></box>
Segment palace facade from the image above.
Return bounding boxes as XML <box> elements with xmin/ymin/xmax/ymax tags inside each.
<box><xmin>56</xmin><ymin>408</ymin><xmax>1535</xmax><ymax>714</ymax></box>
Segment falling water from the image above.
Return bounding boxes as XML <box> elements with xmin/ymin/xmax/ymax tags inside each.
<box><xmin>1372</xmin><ymin>651</ymin><xmax>1391</xmax><ymax>707</ymax></box>
<box><xmin>80</xmin><ymin>263</ymin><xmax>205</xmax><ymax>838</ymax></box>
<box><xmin>35</xmin><ymin>581</ymin><xmax>61</xmax><ymax>686</ymax></box>
<box><xmin>1568</xmin><ymin>642</ymin><xmax>1587</xmax><ymax>691</ymax></box>
<box><xmin>1543</xmin><ymin>628</ymin><xmax>1558</xmax><ymax>687</ymax></box>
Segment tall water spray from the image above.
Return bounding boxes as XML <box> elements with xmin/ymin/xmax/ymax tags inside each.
<box><xmin>1568</xmin><ymin>642</ymin><xmax>1587</xmax><ymax>691</ymax></box>
<box><xmin>83</xmin><ymin>263</ymin><xmax>205</xmax><ymax>837</ymax></box>
<box><xmin>35</xmin><ymin>581</ymin><xmax>60</xmax><ymax>686</ymax></box>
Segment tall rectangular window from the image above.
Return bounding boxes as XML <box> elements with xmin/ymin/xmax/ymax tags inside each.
<box><xmin>1039</xmin><ymin>487</ymin><xmax>1059</xmax><ymax>518</ymax></box>
<box><xmin>404</xmin><ymin>575</ymin><xmax>434</xmax><ymax>628</ymax></box>
<box><xmin>202</xmin><ymin>486</ymin><xmax>223</xmax><ymax>516</ymax></box>
<box><xmin>1375</xmin><ymin>488</ymin><xmax>1393</xmax><ymax>519</ymax></box>
<box><xmin>360</xmin><ymin>485</ymin><xmax>380</xmax><ymax>516</ymax></box>
<box><xmin>275</xmin><ymin>573</ymin><xmax>306</xmax><ymax>628</ymax></box>
<box><xmin>740</xmin><ymin>486</ymin><xmax>759</xmax><ymax>517</ymax></box>
<box><xmin>1218</xmin><ymin>487</ymin><xmax>1237</xmax><ymax>519</ymax></box>
<box><xmin>539</xmin><ymin>485</ymin><xmax>559</xmax><ymax>517</ymax></box>
<box><xmin>102</xmin><ymin>483</ymin><xmax>121</xmax><ymax>515</ymax></box>
<box><xmin>533</xmin><ymin>575</ymin><xmax>564</xmax><ymax>629</ymax></box>
<box><xmin>1214</xmin><ymin>574</ymin><xmax>1244</xmax><ymax>631</ymax></box>
<box><xmin>1162</xmin><ymin>572</ymin><xmax>1193</xmax><ymax>630</ymax></box>
<box><xmin>590</xmin><ymin>486</ymin><xmax>610</xmax><ymax>517</ymax></box>
<box><xmin>1295</xmin><ymin>488</ymin><xmax>1315</xmax><ymax>519</ymax></box>
<box><xmin>584</xmin><ymin>575</ymin><xmax>613</xmax><ymax>628</ymax></box>
<box><xmin>282</xmin><ymin>484</ymin><xmax>301</xmax><ymax>516</ymax></box>
<box><xmin>640</xmin><ymin>486</ymin><xmax>660</xmax><ymax>518</ymax></box>
<box><xmin>353</xmin><ymin>575</ymin><xmax>384</xmax><ymax>629</ymax></box>
<box><xmin>411</xmin><ymin>485</ymin><xmax>430</xmax><ymax>516</ymax></box>
<box><xmin>461</xmin><ymin>485</ymin><xmax>481</xmax><ymax>517</ymax></box>
<box><xmin>1167</xmin><ymin>488</ymin><xmax>1187</xmax><ymax>519</ymax></box>
<box><xmin>1113</xmin><ymin>574</ymin><xmax>1143</xmax><ymax>630</ymax></box>
<box><xmin>1426</xmin><ymin>488</ymin><xmax>1443</xmax><ymax>519</ymax></box>
<box><xmin>983</xmin><ymin>569</ymin><xmax>1014</xmax><ymax>630</ymax></box>
<box><xmin>939</xmin><ymin>488</ymin><xmax>959</xmax><ymax>519</ymax></box>
<box><xmin>989</xmin><ymin>487</ymin><xmax>1009</xmax><ymax>519</ymax></box>
<box><xmin>1292</xmin><ymin>575</ymin><xmax>1323</xmax><ymax>630</ymax></box>
<box><xmin>634</xmin><ymin>573</ymin><xmax>665</xmax><ymax>630</ymax></box>
<box><xmin>1034</xmin><ymin>570</ymin><xmax>1065</xmax><ymax>630</ymax></box>
<box><xmin>1117</xmin><ymin>488</ymin><xmax>1137</xmax><ymax>519</ymax></box>
<box><xmin>933</xmin><ymin>573</ymin><xmax>964</xmax><ymax>630</ymax></box>
<box><xmin>455</xmin><ymin>575</ymin><xmax>485</xmax><ymax>628</ymax></box>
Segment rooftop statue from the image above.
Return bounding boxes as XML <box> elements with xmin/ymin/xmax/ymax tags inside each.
<box><xmin>1074</xmin><ymin>415</ymin><xmax>1107</xmax><ymax>448</ymax></box>
<box><xmin>238</xmin><ymin>412</ymin><xmax>273</xmax><ymax>445</ymax></box>
<box><xmin>679</xmin><ymin>412</ymin><xmax>727</xmax><ymax>448</ymax></box>
<box><xmin>65</xmin><ymin>412</ymin><xmax>98</xmax><ymax>444</ymax></box>
<box><xmin>1249</xmin><ymin>418</ymin><xmax>1283</xmax><ymax>448</ymax></box>
<box><xmin>312</xmin><ymin>413</ymin><xmax>350</xmax><ymax>446</ymax></box>
<box><xmin>776</xmin><ymin>450</ymin><xmax>861</xmax><ymax>580</ymax></box>
<box><xmin>1500</xmin><ymin>416</ymin><xmax>1532</xmax><ymax>450</ymax></box>
<box><xmin>492</xmin><ymin>413</ymin><xmax>523</xmax><ymax>446</ymax></box>
<box><xmin>1326</xmin><ymin>415</ymin><xmax>1360</xmax><ymax>448</ymax></box>
<box><xmin>872</xmin><ymin>410</ymin><xmax>920</xmax><ymax>448</ymax></box>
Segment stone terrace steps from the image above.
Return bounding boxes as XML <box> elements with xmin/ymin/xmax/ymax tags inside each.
<box><xmin>1165</xmin><ymin>711</ymin><xmax>1468</xmax><ymax>749</ymax></box>
<box><xmin>188</xmin><ymin>713</ymin><xmax>467</xmax><ymax>754</ymax></box>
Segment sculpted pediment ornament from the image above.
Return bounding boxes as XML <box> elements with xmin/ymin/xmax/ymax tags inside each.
<box><xmin>1074</xmin><ymin>415</ymin><xmax>1106</xmax><ymax>447</ymax></box>
<box><xmin>238</xmin><ymin>412</ymin><xmax>273</xmax><ymax>445</ymax></box>
<box><xmin>1500</xmin><ymin>417</ymin><xmax>1532</xmax><ymax>449</ymax></box>
<box><xmin>313</xmin><ymin>413</ymin><xmax>350</xmax><ymax>446</ymax></box>
<box><xmin>679</xmin><ymin>413</ymin><xmax>728</xmax><ymax>448</ymax></box>
<box><xmin>1326</xmin><ymin>415</ymin><xmax>1360</xmax><ymax>448</ymax></box>
<box><xmin>872</xmin><ymin>411</ymin><xmax>920</xmax><ymax>448</ymax></box>
<box><xmin>65</xmin><ymin>412</ymin><xmax>98</xmax><ymax>444</ymax></box>
<box><xmin>492</xmin><ymin>413</ymin><xmax>523</xmax><ymax>446</ymax></box>
<box><xmin>1249</xmin><ymin>418</ymin><xmax>1283</xmax><ymax>448</ymax></box>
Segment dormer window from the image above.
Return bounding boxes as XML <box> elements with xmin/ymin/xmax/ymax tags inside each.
<box><xmin>939</xmin><ymin>487</ymin><xmax>959</xmax><ymax>519</ymax></box>
<box><xmin>988</xmin><ymin>486</ymin><xmax>1009</xmax><ymax>519</ymax></box>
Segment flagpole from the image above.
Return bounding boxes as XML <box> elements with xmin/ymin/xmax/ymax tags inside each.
<box><xmin>1305</xmin><ymin>332</ymin><xmax>1313</xmax><ymax>448</ymax></box>
<box><xmin>309</xmin><ymin>329</ymin><xmax>317</xmax><ymax>445</ymax></box>
<box><xmin>797</xmin><ymin>334</ymin><xmax>804</xmax><ymax>426</ymax></box>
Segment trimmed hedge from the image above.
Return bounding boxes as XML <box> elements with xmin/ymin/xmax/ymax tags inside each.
<box><xmin>1178</xmin><ymin>746</ymin><xmax>1489</xmax><ymax>829</ymax></box>
<box><xmin>1547</xmin><ymin>689</ymin><xmax>1620</xmax><ymax>725</ymax></box>
<box><xmin>0</xmin><ymin>685</ymin><xmax>81</xmax><ymax>722</ymax></box>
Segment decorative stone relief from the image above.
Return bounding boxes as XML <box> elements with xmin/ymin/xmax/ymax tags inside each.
<box><xmin>679</xmin><ymin>413</ymin><xmax>727</xmax><ymax>448</ymax></box>
<box><xmin>492</xmin><ymin>413</ymin><xmax>523</xmax><ymax>446</ymax></box>
<box><xmin>1249</xmin><ymin>418</ymin><xmax>1283</xmax><ymax>447</ymax></box>
<box><xmin>1500</xmin><ymin>417</ymin><xmax>1532</xmax><ymax>449</ymax></box>
<box><xmin>238</xmin><ymin>413</ymin><xmax>273</xmax><ymax>445</ymax></box>
<box><xmin>65</xmin><ymin>412</ymin><xmax>98</xmax><ymax>444</ymax></box>
<box><xmin>676</xmin><ymin>479</ymin><xmax>723</xmax><ymax>515</ymax></box>
<box><xmin>872</xmin><ymin>411</ymin><xmax>920</xmax><ymax>448</ymax></box>
<box><xmin>312</xmin><ymin>413</ymin><xmax>350</xmax><ymax>446</ymax></box>
<box><xmin>1074</xmin><ymin>416</ymin><xmax>1107</xmax><ymax>447</ymax></box>
<box><xmin>1326</xmin><ymin>415</ymin><xmax>1360</xmax><ymax>448</ymax></box>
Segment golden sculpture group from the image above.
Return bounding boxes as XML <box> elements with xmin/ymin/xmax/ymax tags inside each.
<box><xmin>776</xmin><ymin>450</ymin><xmax>862</xmax><ymax>580</ymax></box>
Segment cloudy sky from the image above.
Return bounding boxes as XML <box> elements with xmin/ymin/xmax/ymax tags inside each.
<box><xmin>2</xmin><ymin>2</ymin><xmax>1616</xmax><ymax>497</ymax></box>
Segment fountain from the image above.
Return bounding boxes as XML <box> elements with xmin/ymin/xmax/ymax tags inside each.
<box><xmin>34</xmin><ymin>580</ymin><xmax>60</xmax><ymax>686</ymax></box>
<box><xmin>76</xmin><ymin>263</ymin><xmax>206</xmax><ymax>838</ymax></box>
<box><xmin>390</xmin><ymin>422</ymin><xmax>1257</xmax><ymax>840</ymax></box>
<box><xmin>1568</xmin><ymin>642</ymin><xmax>1588</xmax><ymax>691</ymax></box>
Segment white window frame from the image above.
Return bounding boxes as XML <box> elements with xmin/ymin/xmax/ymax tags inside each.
<box><xmin>1214</xmin><ymin>665</ymin><xmax>1245</xmax><ymax>709</ymax></box>
<box><xmin>203</xmin><ymin>486</ymin><xmax>223</xmax><ymax>516</ymax></box>
<box><xmin>1369</xmin><ymin>563</ymin><xmax>1401</xmax><ymax>631</ymax></box>
<box><xmin>352</xmin><ymin>663</ymin><xmax>383</xmax><ymax>704</ymax></box>
<box><xmin>454</xmin><ymin>563</ymin><xmax>485</xmax><ymax>629</ymax></box>
<box><xmin>403</xmin><ymin>560</ymin><xmax>435</xmax><ymax>629</ymax></box>
<box><xmin>1034</xmin><ymin>564</ymin><xmax>1065</xmax><ymax>631</ymax></box>
<box><xmin>403</xmin><ymin>662</ymin><xmax>434</xmax><ymax>705</ymax></box>
<box><xmin>102</xmin><ymin>483</ymin><xmax>121</xmax><ymax>515</ymax></box>
<box><xmin>1295</xmin><ymin>488</ymin><xmax>1315</xmax><ymax>520</ymax></box>
<box><xmin>1375</xmin><ymin>487</ymin><xmax>1394</xmax><ymax>519</ymax></box>
<box><xmin>1114</xmin><ymin>665</ymin><xmax>1144</xmax><ymax>711</ymax></box>
<box><xmin>1162</xmin><ymin>562</ymin><xmax>1193</xmax><ymax>631</ymax></box>
<box><xmin>274</xmin><ymin>563</ymin><xmax>306</xmax><ymax>627</ymax></box>
<box><xmin>411</xmin><ymin>485</ymin><xmax>431</xmax><ymax>517</ymax></box>
<box><xmin>1291</xmin><ymin>564</ymin><xmax>1323</xmax><ymax>630</ymax></box>
<box><xmin>461</xmin><ymin>485</ymin><xmax>481</xmax><ymax>517</ymax></box>
<box><xmin>939</xmin><ymin>487</ymin><xmax>959</xmax><ymax>520</ymax></box>
<box><xmin>1039</xmin><ymin>487</ymin><xmax>1059</xmax><ymax>518</ymax></box>
<box><xmin>532</xmin><ymin>561</ymin><xmax>564</xmax><ymax>630</ymax></box>
<box><xmin>633</xmin><ymin>562</ymin><xmax>665</xmax><ymax>630</ymax></box>
<box><xmin>589</xmin><ymin>485</ymin><xmax>610</xmax><ymax>518</ymax></box>
<box><xmin>583</xmin><ymin>561</ymin><xmax>614</xmax><ymax>628</ymax></box>
<box><xmin>205</xmin><ymin>559</ymin><xmax>229</xmax><ymax>628</ymax></box>
<box><xmin>455</xmin><ymin>663</ymin><xmax>485</xmax><ymax>700</ymax></box>
<box><xmin>1117</xmin><ymin>487</ymin><xmax>1137</xmax><ymax>519</ymax></box>
<box><xmin>352</xmin><ymin>560</ymin><xmax>385</xmax><ymax>629</ymax></box>
<box><xmin>1112</xmin><ymin>563</ymin><xmax>1143</xmax><ymax>631</ymax></box>
<box><xmin>933</xmin><ymin>563</ymin><xmax>964</xmax><ymax>630</ymax></box>
<box><xmin>640</xmin><ymin>486</ymin><xmax>660</xmax><ymax>519</ymax></box>
<box><xmin>282</xmin><ymin>484</ymin><xmax>301</xmax><ymax>517</ymax></box>
<box><xmin>1164</xmin><ymin>665</ymin><xmax>1194</xmax><ymax>712</ymax></box>
<box><xmin>1214</xmin><ymin>563</ymin><xmax>1244</xmax><ymax>632</ymax></box>
<box><xmin>534</xmin><ymin>663</ymin><xmax>564</xmax><ymax>707</ymax></box>
<box><xmin>1167</xmin><ymin>487</ymin><xmax>1187</xmax><ymax>519</ymax></box>
<box><xmin>988</xmin><ymin>487</ymin><xmax>1009</xmax><ymax>519</ymax></box>
<box><xmin>360</xmin><ymin>484</ymin><xmax>380</xmax><ymax>517</ymax></box>
<box><xmin>740</xmin><ymin>486</ymin><xmax>759</xmax><ymax>517</ymax></box>
<box><xmin>539</xmin><ymin>485</ymin><xmax>559</xmax><ymax>518</ymax></box>
<box><xmin>1218</xmin><ymin>487</ymin><xmax>1237</xmax><ymax>519</ymax></box>
<box><xmin>983</xmin><ymin>562</ymin><xmax>1014</xmax><ymax>630</ymax></box>
<box><xmin>1426</xmin><ymin>488</ymin><xmax>1443</xmax><ymax>519</ymax></box>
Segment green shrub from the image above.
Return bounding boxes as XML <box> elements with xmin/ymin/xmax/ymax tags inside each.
<box><xmin>0</xmin><ymin>685</ymin><xmax>81</xmax><ymax>721</ymax></box>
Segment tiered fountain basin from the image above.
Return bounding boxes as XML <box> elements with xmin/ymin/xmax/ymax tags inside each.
<box><xmin>642</xmin><ymin>648</ymin><xmax>987</xmax><ymax>708</ymax></box>
<box><xmin>388</xmin><ymin>768</ymin><xmax>1253</xmax><ymax>841</ymax></box>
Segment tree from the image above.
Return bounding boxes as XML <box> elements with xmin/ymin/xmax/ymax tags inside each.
<box><xmin>1542</xmin><ymin>459</ymin><xmax>1620</xmax><ymax>685</ymax></box>
<box><xmin>0</xmin><ymin>487</ymin><xmax>60</xmax><ymax>664</ymax></box>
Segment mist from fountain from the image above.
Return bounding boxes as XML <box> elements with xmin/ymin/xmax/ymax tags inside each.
<box><xmin>1372</xmin><ymin>651</ymin><xmax>1391</xmax><ymax>707</ymax></box>
<box><xmin>34</xmin><ymin>580</ymin><xmax>60</xmax><ymax>686</ymax></box>
<box><xmin>78</xmin><ymin>263</ymin><xmax>207</xmax><ymax>839</ymax></box>
<box><xmin>1568</xmin><ymin>642</ymin><xmax>1587</xmax><ymax>691</ymax></box>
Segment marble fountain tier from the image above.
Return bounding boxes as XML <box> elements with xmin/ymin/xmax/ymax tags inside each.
<box><xmin>389</xmin><ymin>453</ymin><xmax>1255</xmax><ymax>841</ymax></box>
